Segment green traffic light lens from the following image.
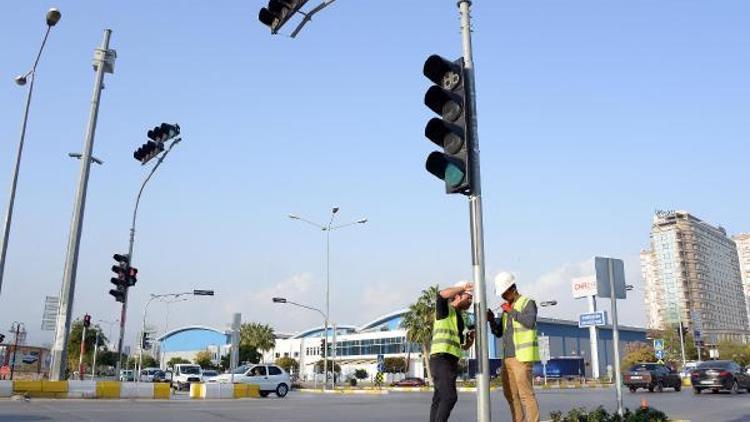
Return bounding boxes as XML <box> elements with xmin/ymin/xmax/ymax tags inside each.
<box><xmin>445</xmin><ymin>162</ymin><xmax>465</xmax><ymax>188</ymax></box>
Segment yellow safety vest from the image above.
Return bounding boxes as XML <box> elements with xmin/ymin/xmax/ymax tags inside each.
<box><xmin>501</xmin><ymin>295</ymin><xmax>539</xmax><ymax>363</ymax></box>
<box><xmin>430</xmin><ymin>305</ymin><xmax>463</xmax><ymax>358</ymax></box>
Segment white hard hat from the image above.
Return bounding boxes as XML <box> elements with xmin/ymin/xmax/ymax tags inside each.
<box><xmin>494</xmin><ymin>272</ymin><xmax>516</xmax><ymax>296</ymax></box>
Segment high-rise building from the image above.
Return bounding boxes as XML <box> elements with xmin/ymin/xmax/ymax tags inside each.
<box><xmin>640</xmin><ymin>211</ymin><xmax>749</xmax><ymax>343</ymax></box>
<box><xmin>733</xmin><ymin>233</ymin><xmax>750</xmax><ymax>326</ymax></box>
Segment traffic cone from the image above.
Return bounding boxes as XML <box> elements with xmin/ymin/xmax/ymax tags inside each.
<box><xmin>640</xmin><ymin>398</ymin><xmax>649</xmax><ymax>409</ymax></box>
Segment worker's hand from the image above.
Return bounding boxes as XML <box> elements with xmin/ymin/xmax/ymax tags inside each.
<box><xmin>501</xmin><ymin>302</ymin><xmax>512</xmax><ymax>313</ymax></box>
<box><xmin>466</xmin><ymin>330</ymin><xmax>476</xmax><ymax>342</ymax></box>
<box><xmin>486</xmin><ymin>309</ymin><xmax>495</xmax><ymax>321</ymax></box>
<box><xmin>463</xmin><ymin>282</ymin><xmax>474</xmax><ymax>294</ymax></box>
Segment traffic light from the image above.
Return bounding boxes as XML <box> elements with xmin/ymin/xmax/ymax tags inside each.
<box><xmin>319</xmin><ymin>338</ymin><xmax>326</xmax><ymax>357</ymax></box>
<box><xmin>109</xmin><ymin>253</ymin><xmax>130</xmax><ymax>303</ymax></box>
<box><xmin>83</xmin><ymin>314</ymin><xmax>91</xmax><ymax>328</ymax></box>
<box><xmin>142</xmin><ymin>331</ymin><xmax>152</xmax><ymax>350</ymax></box>
<box><xmin>423</xmin><ymin>54</ymin><xmax>474</xmax><ymax>195</ymax></box>
<box><xmin>0</xmin><ymin>334</ymin><xmax>4</xmax><ymax>343</ymax></box>
<box><xmin>133</xmin><ymin>140</ymin><xmax>164</xmax><ymax>164</ymax></box>
<box><xmin>126</xmin><ymin>267</ymin><xmax>138</xmax><ymax>287</ymax></box>
<box><xmin>134</xmin><ymin>123</ymin><xmax>180</xmax><ymax>164</ymax></box>
<box><xmin>259</xmin><ymin>0</ymin><xmax>310</xmax><ymax>33</ymax></box>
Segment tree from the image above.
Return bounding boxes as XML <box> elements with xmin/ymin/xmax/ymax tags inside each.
<box><xmin>314</xmin><ymin>359</ymin><xmax>341</xmax><ymax>374</ymax></box>
<box><xmin>400</xmin><ymin>285</ymin><xmax>439</xmax><ymax>381</ymax></box>
<box><xmin>96</xmin><ymin>351</ymin><xmax>122</xmax><ymax>368</ymax></box>
<box><xmin>240</xmin><ymin>322</ymin><xmax>276</xmax><ymax>359</ymax></box>
<box><xmin>647</xmin><ymin>325</ymin><xmax>698</xmax><ymax>368</ymax></box>
<box><xmin>717</xmin><ymin>342</ymin><xmax>750</xmax><ymax>366</ymax></box>
<box><xmin>384</xmin><ymin>357</ymin><xmax>406</xmax><ymax>373</ymax></box>
<box><xmin>239</xmin><ymin>345</ymin><xmax>262</xmax><ymax>365</ymax></box>
<box><xmin>194</xmin><ymin>350</ymin><xmax>215</xmax><ymax>369</ymax></box>
<box><xmin>66</xmin><ymin>319</ymin><xmax>108</xmax><ymax>374</ymax></box>
<box><xmin>621</xmin><ymin>342</ymin><xmax>655</xmax><ymax>374</ymax></box>
<box><xmin>167</xmin><ymin>357</ymin><xmax>190</xmax><ymax>367</ymax></box>
<box><xmin>128</xmin><ymin>355</ymin><xmax>157</xmax><ymax>369</ymax></box>
<box><xmin>275</xmin><ymin>357</ymin><xmax>299</xmax><ymax>374</ymax></box>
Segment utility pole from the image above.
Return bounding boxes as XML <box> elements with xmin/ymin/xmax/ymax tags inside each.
<box><xmin>49</xmin><ymin>29</ymin><xmax>115</xmax><ymax>381</ymax></box>
<box><xmin>8</xmin><ymin>322</ymin><xmax>25</xmax><ymax>381</ymax></box>
<box><xmin>457</xmin><ymin>2</ymin><xmax>491</xmax><ymax>421</ymax></box>
<box><xmin>78</xmin><ymin>324</ymin><xmax>87</xmax><ymax>380</ymax></box>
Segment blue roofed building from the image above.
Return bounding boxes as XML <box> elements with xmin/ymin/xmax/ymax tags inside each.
<box><xmin>156</xmin><ymin>325</ymin><xmax>231</xmax><ymax>368</ymax></box>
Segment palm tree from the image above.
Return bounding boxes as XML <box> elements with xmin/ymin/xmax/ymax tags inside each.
<box><xmin>400</xmin><ymin>285</ymin><xmax>438</xmax><ymax>381</ymax></box>
<box><xmin>240</xmin><ymin>322</ymin><xmax>276</xmax><ymax>361</ymax></box>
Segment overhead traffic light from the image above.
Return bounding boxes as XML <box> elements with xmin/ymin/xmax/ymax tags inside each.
<box><xmin>83</xmin><ymin>314</ymin><xmax>91</xmax><ymax>328</ymax></box>
<box><xmin>142</xmin><ymin>331</ymin><xmax>152</xmax><ymax>350</ymax></box>
<box><xmin>133</xmin><ymin>140</ymin><xmax>164</xmax><ymax>164</ymax></box>
<box><xmin>109</xmin><ymin>253</ymin><xmax>130</xmax><ymax>303</ymax></box>
<box><xmin>423</xmin><ymin>54</ymin><xmax>474</xmax><ymax>195</ymax></box>
<box><xmin>147</xmin><ymin>123</ymin><xmax>180</xmax><ymax>143</ymax></box>
<box><xmin>259</xmin><ymin>0</ymin><xmax>310</xmax><ymax>33</ymax></box>
<box><xmin>134</xmin><ymin>123</ymin><xmax>180</xmax><ymax>164</ymax></box>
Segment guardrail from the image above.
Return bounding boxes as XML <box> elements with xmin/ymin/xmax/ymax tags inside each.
<box><xmin>0</xmin><ymin>380</ymin><xmax>259</xmax><ymax>400</ymax></box>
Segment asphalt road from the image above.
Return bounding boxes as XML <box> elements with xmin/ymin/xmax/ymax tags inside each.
<box><xmin>1</xmin><ymin>388</ymin><xmax>749</xmax><ymax>421</ymax></box>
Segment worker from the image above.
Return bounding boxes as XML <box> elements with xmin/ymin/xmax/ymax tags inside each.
<box><xmin>429</xmin><ymin>281</ymin><xmax>475</xmax><ymax>422</ymax></box>
<box><xmin>487</xmin><ymin>272</ymin><xmax>540</xmax><ymax>422</ymax></box>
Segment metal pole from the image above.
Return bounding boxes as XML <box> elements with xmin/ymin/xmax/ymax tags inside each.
<box><xmin>91</xmin><ymin>329</ymin><xmax>99</xmax><ymax>380</ymax></box>
<box><xmin>231</xmin><ymin>313</ymin><xmax>240</xmax><ymax>383</ymax></box>
<box><xmin>608</xmin><ymin>259</ymin><xmax>623</xmax><ymax>417</ymax></box>
<box><xmin>588</xmin><ymin>296</ymin><xmax>600</xmax><ymax>379</ymax></box>
<box><xmin>324</xmin><ymin>227</ymin><xmax>330</xmax><ymax>390</ymax></box>
<box><xmin>678</xmin><ymin>319</ymin><xmax>686</xmax><ymax>368</ymax></box>
<box><xmin>0</xmin><ymin>25</ymin><xmax>53</xmax><ymax>297</ymax></box>
<box><xmin>50</xmin><ymin>29</ymin><xmax>113</xmax><ymax>381</ymax></box>
<box><xmin>78</xmin><ymin>324</ymin><xmax>87</xmax><ymax>380</ymax></box>
<box><xmin>138</xmin><ymin>297</ymin><xmax>156</xmax><ymax>386</ymax></box>
<box><xmin>332</xmin><ymin>321</ymin><xmax>337</xmax><ymax>386</ymax></box>
<box><xmin>457</xmin><ymin>2</ymin><xmax>491</xmax><ymax>421</ymax></box>
<box><xmin>9</xmin><ymin>324</ymin><xmax>20</xmax><ymax>380</ymax></box>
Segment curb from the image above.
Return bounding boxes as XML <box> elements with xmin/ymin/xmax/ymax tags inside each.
<box><xmin>298</xmin><ymin>388</ymin><xmax>389</xmax><ymax>395</ymax></box>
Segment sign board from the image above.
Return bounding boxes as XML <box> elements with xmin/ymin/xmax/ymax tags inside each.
<box><xmin>595</xmin><ymin>257</ymin><xmax>627</xmax><ymax>299</ymax></box>
<box><xmin>41</xmin><ymin>296</ymin><xmax>59</xmax><ymax>331</ymax></box>
<box><xmin>578</xmin><ymin>311</ymin><xmax>607</xmax><ymax>328</ymax></box>
<box><xmin>377</xmin><ymin>354</ymin><xmax>385</xmax><ymax>372</ymax></box>
<box><xmin>538</xmin><ymin>336</ymin><xmax>550</xmax><ymax>364</ymax></box>
<box><xmin>709</xmin><ymin>348</ymin><xmax>719</xmax><ymax>359</ymax></box>
<box><xmin>655</xmin><ymin>350</ymin><xmax>665</xmax><ymax>360</ymax></box>
<box><xmin>653</xmin><ymin>339</ymin><xmax>664</xmax><ymax>351</ymax></box>
<box><xmin>572</xmin><ymin>276</ymin><xmax>598</xmax><ymax>299</ymax></box>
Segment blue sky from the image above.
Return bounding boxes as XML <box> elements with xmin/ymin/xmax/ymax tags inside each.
<box><xmin>1</xmin><ymin>1</ymin><xmax>748</xmax><ymax>347</ymax></box>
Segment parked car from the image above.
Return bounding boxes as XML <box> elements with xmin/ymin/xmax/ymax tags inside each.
<box><xmin>22</xmin><ymin>352</ymin><xmax>40</xmax><ymax>364</ymax></box>
<box><xmin>691</xmin><ymin>360</ymin><xmax>750</xmax><ymax>394</ymax></box>
<box><xmin>171</xmin><ymin>364</ymin><xmax>203</xmax><ymax>391</ymax></box>
<box><xmin>211</xmin><ymin>364</ymin><xmax>291</xmax><ymax>398</ymax></box>
<box><xmin>140</xmin><ymin>368</ymin><xmax>168</xmax><ymax>382</ymax></box>
<box><xmin>119</xmin><ymin>370</ymin><xmax>134</xmax><ymax>382</ymax></box>
<box><xmin>202</xmin><ymin>369</ymin><xmax>219</xmax><ymax>379</ymax></box>
<box><xmin>623</xmin><ymin>363</ymin><xmax>681</xmax><ymax>393</ymax></box>
<box><xmin>391</xmin><ymin>377</ymin><xmax>426</xmax><ymax>387</ymax></box>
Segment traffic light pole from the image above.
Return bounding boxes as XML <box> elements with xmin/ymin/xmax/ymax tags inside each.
<box><xmin>50</xmin><ymin>29</ymin><xmax>115</xmax><ymax>381</ymax></box>
<box><xmin>114</xmin><ymin>138</ymin><xmax>181</xmax><ymax>376</ymax></box>
<box><xmin>78</xmin><ymin>324</ymin><xmax>87</xmax><ymax>380</ymax></box>
<box><xmin>458</xmin><ymin>2</ymin><xmax>491</xmax><ymax>421</ymax></box>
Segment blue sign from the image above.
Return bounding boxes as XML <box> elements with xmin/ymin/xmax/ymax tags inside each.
<box><xmin>377</xmin><ymin>354</ymin><xmax>385</xmax><ymax>372</ymax></box>
<box><xmin>655</xmin><ymin>350</ymin><xmax>665</xmax><ymax>360</ymax></box>
<box><xmin>654</xmin><ymin>339</ymin><xmax>664</xmax><ymax>351</ymax></box>
<box><xmin>578</xmin><ymin>311</ymin><xmax>607</xmax><ymax>328</ymax></box>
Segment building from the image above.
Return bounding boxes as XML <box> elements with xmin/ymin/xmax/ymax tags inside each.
<box><xmin>640</xmin><ymin>210</ymin><xmax>749</xmax><ymax>343</ymax></box>
<box><xmin>265</xmin><ymin>309</ymin><xmax>647</xmax><ymax>380</ymax></box>
<box><xmin>734</xmin><ymin>233</ymin><xmax>750</xmax><ymax>325</ymax></box>
<box><xmin>156</xmin><ymin>326</ymin><xmax>231</xmax><ymax>369</ymax></box>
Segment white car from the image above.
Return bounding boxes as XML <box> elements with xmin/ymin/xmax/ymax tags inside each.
<box><xmin>171</xmin><ymin>364</ymin><xmax>203</xmax><ymax>391</ymax></box>
<box><xmin>212</xmin><ymin>364</ymin><xmax>291</xmax><ymax>398</ymax></box>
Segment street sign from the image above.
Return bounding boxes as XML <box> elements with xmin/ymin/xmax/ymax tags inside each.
<box><xmin>578</xmin><ymin>311</ymin><xmax>607</xmax><ymax>328</ymax></box>
<box><xmin>655</xmin><ymin>350</ymin><xmax>665</xmax><ymax>360</ymax></box>
<box><xmin>41</xmin><ymin>296</ymin><xmax>59</xmax><ymax>331</ymax></box>
<box><xmin>595</xmin><ymin>257</ymin><xmax>626</xmax><ymax>299</ymax></box>
<box><xmin>654</xmin><ymin>339</ymin><xmax>664</xmax><ymax>351</ymax></box>
<box><xmin>377</xmin><ymin>354</ymin><xmax>385</xmax><ymax>372</ymax></box>
<box><xmin>538</xmin><ymin>336</ymin><xmax>550</xmax><ymax>364</ymax></box>
<box><xmin>572</xmin><ymin>276</ymin><xmax>598</xmax><ymax>298</ymax></box>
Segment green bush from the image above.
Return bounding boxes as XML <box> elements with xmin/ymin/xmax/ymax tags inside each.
<box><xmin>549</xmin><ymin>406</ymin><xmax>668</xmax><ymax>422</ymax></box>
<box><xmin>354</xmin><ymin>369</ymin><xmax>369</xmax><ymax>380</ymax></box>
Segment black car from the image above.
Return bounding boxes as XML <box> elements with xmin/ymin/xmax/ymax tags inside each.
<box><xmin>691</xmin><ymin>360</ymin><xmax>750</xmax><ymax>394</ymax></box>
<box><xmin>623</xmin><ymin>363</ymin><xmax>682</xmax><ymax>393</ymax></box>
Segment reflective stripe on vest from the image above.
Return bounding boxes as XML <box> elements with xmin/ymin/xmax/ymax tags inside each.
<box><xmin>501</xmin><ymin>295</ymin><xmax>539</xmax><ymax>363</ymax></box>
<box><xmin>430</xmin><ymin>305</ymin><xmax>463</xmax><ymax>358</ymax></box>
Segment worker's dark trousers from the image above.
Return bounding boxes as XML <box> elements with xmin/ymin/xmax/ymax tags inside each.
<box><xmin>429</xmin><ymin>353</ymin><xmax>459</xmax><ymax>422</ymax></box>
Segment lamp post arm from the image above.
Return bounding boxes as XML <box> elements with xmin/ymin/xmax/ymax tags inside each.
<box><xmin>285</xmin><ymin>301</ymin><xmax>326</xmax><ymax>319</ymax></box>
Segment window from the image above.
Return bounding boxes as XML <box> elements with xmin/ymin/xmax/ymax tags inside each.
<box><xmin>268</xmin><ymin>366</ymin><xmax>282</xmax><ymax>375</ymax></box>
<box><xmin>249</xmin><ymin>366</ymin><xmax>267</xmax><ymax>376</ymax></box>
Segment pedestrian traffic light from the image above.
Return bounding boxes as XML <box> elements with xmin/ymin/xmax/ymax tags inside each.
<box><xmin>259</xmin><ymin>0</ymin><xmax>310</xmax><ymax>33</ymax></box>
<box><xmin>126</xmin><ymin>267</ymin><xmax>138</xmax><ymax>287</ymax></box>
<box><xmin>83</xmin><ymin>314</ymin><xmax>91</xmax><ymax>328</ymax></box>
<box><xmin>423</xmin><ymin>54</ymin><xmax>474</xmax><ymax>195</ymax></box>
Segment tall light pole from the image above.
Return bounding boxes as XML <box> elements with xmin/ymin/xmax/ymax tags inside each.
<box><xmin>50</xmin><ymin>29</ymin><xmax>116</xmax><ymax>381</ymax></box>
<box><xmin>0</xmin><ymin>8</ymin><xmax>61</xmax><ymax>297</ymax></box>
<box><xmin>137</xmin><ymin>290</ymin><xmax>214</xmax><ymax>381</ymax></box>
<box><xmin>288</xmin><ymin>208</ymin><xmax>367</xmax><ymax>389</ymax></box>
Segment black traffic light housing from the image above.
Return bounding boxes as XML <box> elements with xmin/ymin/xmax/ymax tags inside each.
<box><xmin>142</xmin><ymin>331</ymin><xmax>152</xmax><ymax>350</ymax></box>
<box><xmin>423</xmin><ymin>54</ymin><xmax>474</xmax><ymax>195</ymax></box>
<box><xmin>0</xmin><ymin>333</ymin><xmax>4</xmax><ymax>343</ymax></box>
<box><xmin>110</xmin><ymin>253</ymin><xmax>130</xmax><ymax>303</ymax></box>
<box><xmin>259</xmin><ymin>0</ymin><xmax>310</xmax><ymax>33</ymax></box>
<box><xmin>147</xmin><ymin>123</ymin><xmax>180</xmax><ymax>143</ymax></box>
<box><xmin>319</xmin><ymin>338</ymin><xmax>326</xmax><ymax>357</ymax></box>
<box><xmin>83</xmin><ymin>314</ymin><xmax>91</xmax><ymax>328</ymax></box>
<box><xmin>135</xmin><ymin>123</ymin><xmax>180</xmax><ymax>164</ymax></box>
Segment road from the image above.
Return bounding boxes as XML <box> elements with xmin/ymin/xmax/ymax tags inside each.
<box><xmin>1</xmin><ymin>388</ymin><xmax>748</xmax><ymax>421</ymax></box>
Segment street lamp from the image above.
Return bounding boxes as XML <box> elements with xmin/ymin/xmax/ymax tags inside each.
<box><xmin>137</xmin><ymin>290</ymin><xmax>215</xmax><ymax>382</ymax></box>
<box><xmin>0</xmin><ymin>7</ymin><xmax>62</xmax><ymax>297</ymax></box>
<box><xmin>288</xmin><ymin>208</ymin><xmax>367</xmax><ymax>389</ymax></box>
<box><xmin>272</xmin><ymin>297</ymin><xmax>327</xmax><ymax>389</ymax></box>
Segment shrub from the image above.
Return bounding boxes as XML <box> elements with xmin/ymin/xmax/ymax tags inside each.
<box><xmin>354</xmin><ymin>369</ymin><xmax>368</xmax><ymax>380</ymax></box>
<box><xmin>549</xmin><ymin>406</ymin><xmax>668</xmax><ymax>422</ymax></box>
